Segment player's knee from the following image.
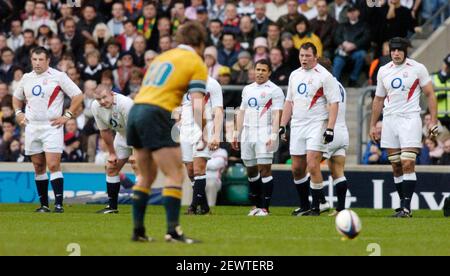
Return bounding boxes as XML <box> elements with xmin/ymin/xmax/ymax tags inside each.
<box><xmin>33</xmin><ymin>163</ymin><xmax>46</xmax><ymax>174</ymax></box>
<box><xmin>307</xmin><ymin>161</ymin><xmax>320</xmax><ymax>174</ymax></box>
<box><xmin>106</xmin><ymin>166</ymin><xmax>119</xmax><ymax>177</ymax></box>
<box><xmin>388</xmin><ymin>152</ymin><xmax>401</xmax><ymax>165</ymax></box>
<box><xmin>47</xmin><ymin>163</ymin><xmax>61</xmax><ymax>173</ymax></box>
<box><xmin>260</xmin><ymin>167</ymin><xmax>272</xmax><ymax>178</ymax></box>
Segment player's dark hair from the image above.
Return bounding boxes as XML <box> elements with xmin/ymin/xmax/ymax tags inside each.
<box><xmin>318</xmin><ymin>57</ymin><xmax>332</xmax><ymax>72</ymax></box>
<box><xmin>300</xmin><ymin>42</ymin><xmax>318</xmax><ymax>56</ymax></box>
<box><xmin>254</xmin><ymin>59</ymin><xmax>272</xmax><ymax>72</ymax></box>
<box><xmin>175</xmin><ymin>21</ymin><xmax>207</xmax><ymax>48</ymax></box>
<box><xmin>31</xmin><ymin>47</ymin><xmax>50</xmax><ymax>59</ymax></box>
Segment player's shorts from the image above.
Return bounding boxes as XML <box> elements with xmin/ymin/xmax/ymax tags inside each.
<box><xmin>25</xmin><ymin>122</ymin><xmax>64</xmax><ymax>156</ymax></box>
<box><xmin>381</xmin><ymin>113</ymin><xmax>422</xmax><ymax>149</ymax></box>
<box><xmin>180</xmin><ymin>125</ymin><xmax>211</xmax><ymax>163</ymax></box>
<box><xmin>323</xmin><ymin>125</ymin><xmax>349</xmax><ymax>159</ymax></box>
<box><xmin>127</xmin><ymin>104</ymin><xmax>178</xmax><ymax>151</ymax></box>
<box><xmin>241</xmin><ymin>127</ymin><xmax>274</xmax><ymax>166</ymax></box>
<box><xmin>114</xmin><ymin>133</ymin><xmax>133</xmax><ymax>160</ymax></box>
<box><xmin>290</xmin><ymin>121</ymin><xmax>327</xmax><ymax>156</ymax></box>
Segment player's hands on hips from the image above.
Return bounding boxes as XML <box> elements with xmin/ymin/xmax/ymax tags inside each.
<box><xmin>16</xmin><ymin>113</ymin><xmax>27</xmax><ymax>127</ymax></box>
<box><xmin>322</xmin><ymin>128</ymin><xmax>334</xmax><ymax>144</ymax></box>
<box><xmin>208</xmin><ymin>135</ymin><xmax>220</xmax><ymax>151</ymax></box>
<box><xmin>51</xmin><ymin>116</ymin><xmax>70</xmax><ymax>128</ymax></box>
<box><xmin>369</xmin><ymin>125</ymin><xmax>380</xmax><ymax>142</ymax></box>
<box><xmin>429</xmin><ymin>124</ymin><xmax>440</xmax><ymax>138</ymax></box>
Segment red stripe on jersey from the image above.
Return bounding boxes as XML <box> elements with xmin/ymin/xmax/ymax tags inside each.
<box><xmin>48</xmin><ymin>85</ymin><xmax>61</xmax><ymax>108</ymax></box>
<box><xmin>407</xmin><ymin>79</ymin><xmax>419</xmax><ymax>102</ymax></box>
<box><xmin>259</xmin><ymin>98</ymin><xmax>273</xmax><ymax>118</ymax></box>
<box><xmin>309</xmin><ymin>87</ymin><xmax>324</xmax><ymax>109</ymax></box>
<box><xmin>204</xmin><ymin>93</ymin><xmax>210</xmax><ymax>104</ymax></box>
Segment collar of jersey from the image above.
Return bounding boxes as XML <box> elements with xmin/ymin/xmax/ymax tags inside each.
<box><xmin>177</xmin><ymin>44</ymin><xmax>196</xmax><ymax>52</ymax></box>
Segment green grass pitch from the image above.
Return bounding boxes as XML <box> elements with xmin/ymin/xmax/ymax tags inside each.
<box><xmin>0</xmin><ymin>204</ymin><xmax>449</xmax><ymax>256</ymax></box>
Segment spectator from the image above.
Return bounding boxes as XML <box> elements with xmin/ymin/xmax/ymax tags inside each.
<box><xmin>298</xmin><ymin>0</ymin><xmax>318</xmax><ymax>20</ymax></box>
<box><xmin>253</xmin><ymin>1</ymin><xmax>273</xmax><ymax>37</ymax></box>
<box><xmin>93</xmin><ymin>23</ymin><xmax>113</xmax><ymax>52</ymax></box>
<box><xmin>158</xmin><ymin>0</ymin><xmax>172</xmax><ymax>18</ymax></box>
<box><xmin>223</xmin><ymin>3</ymin><xmax>240</xmax><ymax>35</ymax></box>
<box><xmin>0</xmin><ymin>82</ymin><xmax>9</xmax><ymax>103</ymax></box>
<box><xmin>196</xmin><ymin>6</ymin><xmax>210</xmax><ymax>28</ymax></box>
<box><xmin>36</xmin><ymin>25</ymin><xmax>54</xmax><ymax>49</ymax></box>
<box><xmin>67</xmin><ymin>66</ymin><xmax>83</xmax><ymax>90</ymax></box>
<box><xmin>7</xmin><ymin>19</ymin><xmax>24</xmax><ymax>51</ymax></box>
<box><xmin>158</xmin><ymin>34</ymin><xmax>173</xmax><ymax>53</ymax></box>
<box><xmin>328</xmin><ymin>0</ymin><xmax>350</xmax><ymax>23</ymax></box>
<box><xmin>3</xmin><ymin>139</ymin><xmax>24</xmax><ymax>162</ymax></box>
<box><xmin>136</xmin><ymin>1</ymin><xmax>159</xmax><ymax>51</ymax></box>
<box><xmin>218</xmin><ymin>66</ymin><xmax>232</xmax><ymax>86</ymax></box>
<box><xmin>253</xmin><ymin>37</ymin><xmax>269</xmax><ymax>63</ymax></box>
<box><xmin>439</xmin><ymin>138</ymin><xmax>450</xmax><ymax>165</ymax></box>
<box><xmin>209</xmin><ymin>0</ymin><xmax>226</xmax><ymax>22</ymax></box>
<box><xmin>20</xmin><ymin>0</ymin><xmax>35</xmax><ymax>22</ymax></box>
<box><xmin>310</xmin><ymin>0</ymin><xmax>339</xmax><ymax>59</ymax></box>
<box><xmin>185</xmin><ymin>0</ymin><xmax>203</xmax><ymax>21</ymax></box>
<box><xmin>266</xmin><ymin>0</ymin><xmax>289</xmax><ymax>22</ymax></box>
<box><xmin>95</xmin><ymin>137</ymin><xmax>109</xmax><ymax>165</ymax></box>
<box><xmin>82</xmin><ymin>50</ymin><xmax>104</xmax><ymax>83</ymax></box>
<box><xmin>277</xmin><ymin>0</ymin><xmax>301</xmax><ymax>34</ymax></box>
<box><xmin>113</xmin><ymin>51</ymin><xmax>138</xmax><ymax>91</ymax></box>
<box><xmin>57</xmin><ymin>3</ymin><xmax>79</xmax><ymax>34</ymax></box>
<box><xmin>83</xmin><ymin>80</ymin><xmax>97</xmax><ymax>120</ymax></box>
<box><xmin>332</xmin><ymin>5</ymin><xmax>370</xmax><ymax>87</ymax></box>
<box><xmin>62</xmin><ymin>118</ymin><xmax>85</xmax><ymax>162</ymax></box>
<box><xmin>100</xmin><ymin>69</ymin><xmax>115</xmax><ymax>89</ymax></box>
<box><xmin>49</xmin><ymin>36</ymin><xmax>65</xmax><ymax>68</ymax></box>
<box><xmin>204</xmin><ymin>46</ymin><xmax>221</xmax><ymax>80</ymax></box>
<box><xmin>281</xmin><ymin>32</ymin><xmax>300</xmax><ymax>71</ymax></box>
<box><xmin>123</xmin><ymin>68</ymin><xmax>143</xmax><ymax>98</ymax></box>
<box><xmin>131</xmin><ymin>34</ymin><xmax>147</xmax><ymax>67</ymax></box>
<box><xmin>9</xmin><ymin>67</ymin><xmax>24</xmax><ymax>94</ymax></box>
<box><xmin>77</xmin><ymin>4</ymin><xmax>101</xmax><ymax>42</ymax></box>
<box><xmin>59</xmin><ymin>17</ymin><xmax>84</xmax><ymax>64</ymax></box>
<box><xmin>144</xmin><ymin>50</ymin><xmax>158</xmax><ymax>73</ymax></box>
<box><xmin>424</xmin><ymin>137</ymin><xmax>444</xmax><ymax>165</ymax></box>
<box><xmin>237</xmin><ymin>15</ymin><xmax>256</xmax><ymax>52</ymax></box>
<box><xmin>292</xmin><ymin>16</ymin><xmax>323</xmax><ymax>57</ymax></box>
<box><xmin>0</xmin><ymin>34</ymin><xmax>7</xmax><ymax>53</ymax></box>
<box><xmin>237</xmin><ymin>0</ymin><xmax>255</xmax><ymax>17</ymax></box>
<box><xmin>157</xmin><ymin>17</ymin><xmax>172</xmax><ymax>38</ymax></box>
<box><xmin>0</xmin><ymin>48</ymin><xmax>15</xmax><ymax>85</ymax></box>
<box><xmin>207</xmin><ymin>19</ymin><xmax>223</xmax><ymax>48</ymax></box>
<box><xmin>418</xmin><ymin>0</ymin><xmax>449</xmax><ymax>29</ymax></box>
<box><xmin>432</xmin><ymin>54</ymin><xmax>450</xmax><ymax>130</ymax></box>
<box><xmin>14</xmin><ymin>29</ymin><xmax>37</xmax><ymax>72</ymax></box>
<box><xmin>269</xmin><ymin>47</ymin><xmax>290</xmax><ymax>85</ymax></box>
<box><xmin>116</xmin><ymin>20</ymin><xmax>138</xmax><ymax>52</ymax></box>
<box><xmin>0</xmin><ymin>96</ymin><xmax>13</xmax><ymax>122</ymax></box>
<box><xmin>381</xmin><ymin>0</ymin><xmax>415</xmax><ymax>42</ymax></box>
<box><xmin>107</xmin><ymin>2</ymin><xmax>127</xmax><ymax>37</ymax></box>
<box><xmin>231</xmin><ymin>51</ymin><xmax>253</xmax><ymax>85</ymax></box>
<box><xmin>362</xmin><ymin>121</ymin><xmax>389</xmax><ymax>164</ymax></box>
<box><xmin>123</xmin><ymin>0</ymin><xmax>144</xmax><ymax>20</ymax></box>
<box><xmin>102</xmin><ymin>40</ymin><xmax>121</xmax><ymax>70</ymax></box>
<box><xmin>368</xmin><ymin>41</ymin><xmax>391</xmax><ymax>86</ymax></box>
<box><xmin>218</xmin><ymin>32</ymin><xmax>240</xmax><ymax>68</ymax></box>
<box><xmin>267</xmin><ymin>23</ymin><xmax>282</xmax><ymax>50</ymax></box>
<box><xmin>23</xmin><ymin>0</ymin><xmax>58</xmax><ymax>35</ymax></box>
<box><xmin>171</xmin><ymin>1</ymin><xmax>189</xmax><ymax>35</ymax></box>
<box><xmin>0</xmin><ymin>117</ymin><xmax>19</xmax><ymax>161</ymax></box>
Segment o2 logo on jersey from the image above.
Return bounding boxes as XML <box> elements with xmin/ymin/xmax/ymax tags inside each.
<box><xmin>248</xmin><ymin>97</ymin><xmax>258</xmax><ymax>108</ymax></box>
<box><xmin>391</xmin><ymin>78</ymin><xmax>403</xmax><ymax>89</ymax></box>
<box><xmin>32</xmin><ymin>85</ymin><xmax>43</xmax><ymax>97</ymax></box>
<box><xmin>297</xmin><ymin>83</ymin><xmax>308</xmax><ymax>96</ymax></box>
<box><xmin>110</xmin><ymin>118</ymin><xmax>118</xmax><ymax>128</ymax></box>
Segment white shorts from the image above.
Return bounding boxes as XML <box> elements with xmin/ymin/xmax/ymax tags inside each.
<box><xmin>323</xmin><ymin>125</ymin><xmax>349</xmax><ymax>159</ymax></box>
<box><xmin>290</xmin><ymin>121</ymin><xmax>327</xmax><ymax>156</ymax></box>
<box><xmin>381</xmin><ymin>113</ymin><xmax>422</xmax><ymax>149</ymax></box>
<box><xmin>25</xmin><ymin>123</ymin><xmax>64</xmax><ymax>156</ymax></box>
<box><xmin>241</xmin><ymin>127</ymin><xmax>274</xmax><ymax>166</ymax></box>
<box><xmin>114</xmin><ymin>134</ymin><xmax>133</xmax><ymax>160</ymax></box>
<box><xmin>180</xmin><ymin>125</ymin><xmax>211</xmax><ymax>163</ymax></box>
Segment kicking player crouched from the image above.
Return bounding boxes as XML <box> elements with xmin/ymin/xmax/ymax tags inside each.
<box><xmin>370</xmin><ymin>37</ymin><xmax>439</xmax><ymax>218</ymax></box>
<box><xmin>180</xmin><ymin>76</ymin><xmax>224</xmax><ymax>215</ymax></box>
<box><xmin>91</xmin><ymin>84</ymin><xmax>136</xmax><ymax>214</ymax></box>
<box><xmin>12</xmin><ymin>47</ymin><xmax>84</xmax><ymax>213</ymax></box>
<box><xmin>232</xmin><ymin>59</ymin><xmax>285</xmax><ymax>216</ymax></box>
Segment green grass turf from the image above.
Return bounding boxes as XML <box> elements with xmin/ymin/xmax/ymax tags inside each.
<box><xmin>0</xmin><ymin>204</ymin><xmax>449</xmax><ymax>256</ymax></box>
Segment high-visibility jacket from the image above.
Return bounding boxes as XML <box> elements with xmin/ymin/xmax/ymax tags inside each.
<box><xmin>432</xmin><ymin>73</ymin><xmax>450</xmax><ymax>118</ymax></box>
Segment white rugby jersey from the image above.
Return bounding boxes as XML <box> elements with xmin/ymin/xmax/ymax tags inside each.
<box><xmin>91</xmin><ymin>93</ymin><xmax>134</xmax><ymax>137</ymax></box>
<box><xmin>286</xmin><ymin>64</ymin><xmax>340</xmax><ymax>127</ymax></box>
<box><xmin>375</xmin><ymin>58</ymin><xmax>431</xmax><ymax>116</ymax></box>
<box><xmin>13</xmin><ymin>67</ymin><xmax>82</xmax><ymax>122</ymax></box>
<box><xmin>181</xmin><ymin>76</ymin><xmax>223</xmax><ymax>126</ymax></box>
<box><xmin>239</xmin><ymin>80</ymin><xmax>285</xmax><ymax>128</ymax></box>
<box><xmin>336</xmin><ymin>79</ymin><xmax>347</xmax><ymax>128</ymax></box>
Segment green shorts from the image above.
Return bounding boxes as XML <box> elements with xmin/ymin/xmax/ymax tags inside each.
<box><xmin>127</xmin><ymin>104</ymin><xmax>179</xmax><ymax>151</ymax></box>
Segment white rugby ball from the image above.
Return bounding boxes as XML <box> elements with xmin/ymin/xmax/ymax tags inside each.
<box><xmin>335</xmin><ymin>209</ymin><xmax>362</xmax><ymax>239</ymax></box>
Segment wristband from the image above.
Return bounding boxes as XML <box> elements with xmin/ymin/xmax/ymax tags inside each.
<box><xmin>63</xmin><ymin>110</ymin><xmax>74</xmax><ymax>119</ymax></box>
<box><xmin>15</xmin><ymin>109</ymin><xmax>23</xmax><ymax>116</ymax></box>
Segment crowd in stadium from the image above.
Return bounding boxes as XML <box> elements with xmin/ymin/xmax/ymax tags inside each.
<box><xmin>0</xmin><ymin>0</ymin><xmax>449</xmax><ymax>165</ymax></box>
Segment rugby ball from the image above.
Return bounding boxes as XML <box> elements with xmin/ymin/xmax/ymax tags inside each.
<box><xmin>335</xmin><ymin>210</ymin><xmax>362</xmax><ymax>239</ymax></box>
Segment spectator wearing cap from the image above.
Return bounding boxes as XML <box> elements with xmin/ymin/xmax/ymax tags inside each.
<box><xmin>113</xmin><ymin>51</ymin><xmax>138</xmax><ymax>91</ymax></box>
<box><xmin>237</xmin><ymin>0</ymin><xmax>255</xmax><ymax>17</ymax></box>
<box><xmin>207</xmin><ymin>19</ymin><xmax>224</xmax><ymax>48</ymax></box>
<box><xmin>253</xmin><ymin>37</ymin><xmax>269</xmax><ymax>63</ymax></box>
<box><xmin>277</xmin><ymin>0</ymin><xmax>302</xmax><ymax>34</ymax></box>
<box><xmin>328</xmin><ymin>0</ymin><xmax>350</xmax><ymax>24</ymax></box>
<box><xmin>281</xmin><ymin>32</ymin><xmax>300</xmax><ymax>71</ymax></box>
<box><xmin>23</xmin><ymin>0</ymin><xmax>58</xmax><ymax>35</ymax></box>
<box><xmin>432</xmin><ymin>54</ymin><xmax>450</xmax><ymax>129</ymax></box>
<box><xmin>185</xmin><ymin>0</ymin><xmax>203</xmax><ymax>21</ymax></box>
<box><xmin>333</xmin><ymin>4</ymin><xmax>370</xmax><ymax>87</ymax></box>
<box><xmin>107</xmin><ymin>2</ymin><xmax>127</xmax><ymax>36</ymax></box>
<box><xmin>292</xmin><ymin>17</ymin><xmax>323</xmax><ymax>57</ymax></box>
<box><xmin>310</xmin><ymin>0</ymin><xmax>338</xmax><ymax>59</ymax></box>
<box><xmin>136</xmin><ymin>1</ymin><xmax>159</xmax><ymax>51</ymax></box>
<box><xmin>102</xmin><ymin>40</ymin><xmax>121</xmax><ymax>70</ymax></box>
<box><xmin>7</xmin><ymin>20</ymin><xmax>24</xmax><ymax>52</ymax></box>
<box><xmin>223</xmin><ymin>3</ymin><xmax>241</xmax><ymax>35</ymax></box>
<box><xmin>0</xmin><ymin>48</ymin><xmax>15</xmax><ymax>85</ymax></box>
<box><xmin>218</xmin><ymin>66</ymin><xmax>232</xmax><ymax>85</ymax></box>
<box><xmin>204</xmin><ymin>46</ymin><xmax>221</xmax><ymax>80</ymax></box>
<box><xmin>218</xmin><ymin>32</ymin><xmax>240</xmax><ymax>68</ymax></box>
<box><xmin>196</xmin><ymin>6</ymin><xmax>210</xmax><ymax>28</ymax></box>
<box><xmin>381</xmin><ymin>0</ymin><xmax>414</xmax><ymax>42</ymax></box>
<box><xmin>231</xmin><ymin>51</ymin><xmax>253</xmax><ymax>84</ymax></box>
<box><xmin>209</xmin><ymin>0</ymin><xmax>226</xmax><ymax>22</ymax></box>
<box><xmin>266</xmin><ymin>0</ymin><xmax>289</xmax><ymax>23</ymax></box>
<box><xmin>269</xmin><ymin>47</ymin><xmax>290</xmax><ymax>85</ymax></box>
<box><xmin>253</xmin><ymin>1</ymin><xmax>273</xmax><ymax>37</ymax></box>
<box><xmin>267</xmin><ymin>23</ymin><xmax>282</xmax><ymax>50</ymax></box>
<box><xmin>237</xmin><ymin>15</ymin><xmax>256</xmax><ymax>52</ymax></box>
<box><xmin>116</xmin><ymin>20</ymin><xmax>138</xmax><ymax>52</ymax></box>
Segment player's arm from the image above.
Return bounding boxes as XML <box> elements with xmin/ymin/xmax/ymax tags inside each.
<box><xmin>12</xmin><ymin>96</ymin><xmax>27</xmax><ymax>127</ymax></box>
<box><xmin>422</xmin><ymin>81</ymin><xmax>439</xmax><ymax>137</ymax></box>
<box><xmin>323</xmin><ymin>77</ymin><xmax>340</xmax><ymax>144</ymax></box>
<box><xmin>210</xmin><ymin>106</ymin><xmax>224</xmax><ymax>150</ymax></box>
<box><xmin>52</xmin><ymin>73</ymin><xmax>84</xmax><ymax>127</ymax></box>
<box><xmin>370</xmin><ymin>69</ymin><xmax>387</xmax><ymax>141</ymax></box>
<box><xmin>280</xmin><ymin>79</ymin><xmax>293</xmax><ymax>140</ymax></box>
<box><xmin>232</xmin><ymin>108</ymin><xmax>245</xmax><ymax>150</ymax></box>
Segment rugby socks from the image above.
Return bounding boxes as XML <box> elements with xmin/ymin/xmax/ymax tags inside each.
<box><xmin>163</xmin><ymin>186</ymin><xmax>183</xmax><ymax>233</ymax></box>
<box><xmin>35</xmin><ymin>173</ymin><xmax>49</xmax><ymax>207</ymax></box>
<box><xmin>132</xmin><ymin>186</ymin><xmax>150</xmax><ymax>231</ymax></box>
<box><xmin>334</xmin><ymin>177</ymin><xmax>348</xmax><ymax>212</ymax></box>
<box><xmin>107</xmin><ymin>175</ymin><xmax>121</xmax><ymax>210</ymax></box>
<box><xmin>248</xmin><ymin>174</ymin><xmax>262</xmax><ymax>208</ymax></box>
<box><xmin>310</xmin><ymin>182</ymin><xmax>324</xmax><ymax>211</ymax></box>
<box><xmin>193</xmin><ymin>175</ymin><xmax>208</xmax><ymax>209</ymax></box>
<box><xmin>189</xmin><ymin>180</ymin><xmax>197</xmax><ymax>208</ymax></box>
<box><xmin>261</xmin><ymin>176</ymin><xmax>274</xmax><ymax>211</ymax></box>
<box><xmin>294</xmin><ymin>175</ymin><xmax>311</xmax><ymax>210</ymax></box>
<box><xmin>50</xmin><ymin>172</ymin><xmax>64</xmax><ymax>206</ymax></box>
<box><xmin>394</xmin><ymin>175</ymin><xmax>404</xmax><ymax>208</ymax></box>
<box><xmin>402</xmin><ymin>173</ymin><xmax>417</xmax><ymax>211</ymax></box>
